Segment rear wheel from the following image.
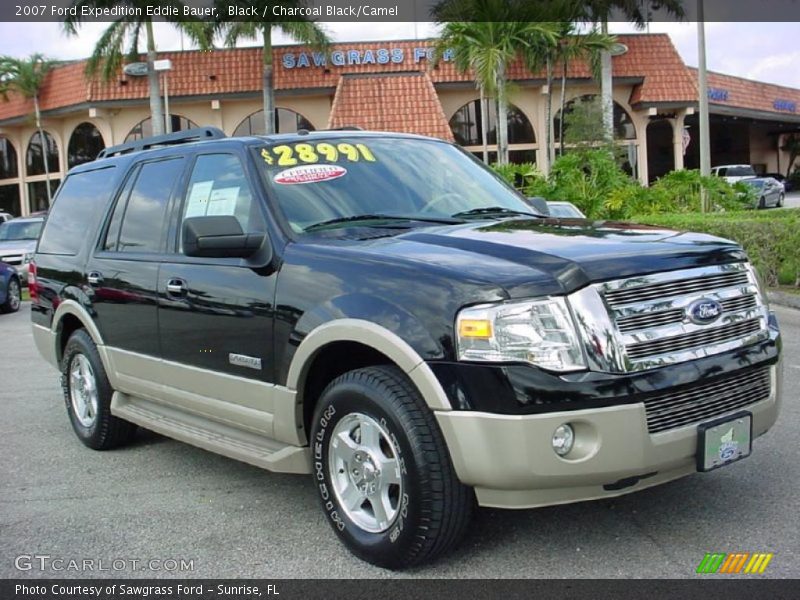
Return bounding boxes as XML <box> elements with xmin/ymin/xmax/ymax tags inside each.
<box><xmin>777</xmin><ymin>193</ymin><xmax>784</xmax><ymax>207</ymax></box>
<box><xmin>61</xmin><ymin>329</ymin><xmax>136</xmax><ymax>450</ymax></box>
<box><xmin>1</xmin><ymin>277</ymin><xmax>20</xmax><ymax>313</ymax></box>
<box><xmin>311</xmin><ymin>365</ymin><xmax>473</xmax><ymax>569</ymax></box>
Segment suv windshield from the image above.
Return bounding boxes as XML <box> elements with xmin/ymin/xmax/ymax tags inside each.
<box><xmin>255</xmin><ymin>137</ymin><xmax>540</xmax><ymax>233</ymax></box>
<box><xmin>0</xmin><ymin>220</ymin><xmax>43</xmax><ymax>241</ymax></box>
<box><xmin>728</xmin><ymin>166</ymin><xmax>756</xmax><ymax>177</ymax></box>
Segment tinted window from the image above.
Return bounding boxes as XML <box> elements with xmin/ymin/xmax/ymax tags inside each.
<box><xmin>37</xmin><ymin>168</ymin><xmax>116</xmax><ymax>255</ymax></box>
<box><xmin>116</xmin><ymin>158</ymin><xmax>183</xmax><ymax>253</ymax></box>
<box><xmin>181</xmin><ymin>153</ymin><xmax>261</xmax><ymax>237</ymax></box>
<box><xmin>729</xmin><ymin>166</ymin><xmax>756</xmax><ymax>177</ymax></box>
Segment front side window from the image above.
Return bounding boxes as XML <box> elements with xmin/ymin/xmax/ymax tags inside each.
<box><xmin>255</xmin><ymin>137</ymin><xmax>538</xmax><ymax>233</ymax></box>
<box><xmin>107</xmin><ymin>158</ymin><xmax>184</xmax><ymax>253</ymax></box>
<box><xmin>181</xmin><ymin>153</ymin><xmax>262</xmax><ymax>239</ymax></box>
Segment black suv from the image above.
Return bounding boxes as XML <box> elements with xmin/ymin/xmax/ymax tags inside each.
<box><xmin>31</xmin><ymin>127</ymin><xmax>782</xmax><ymax>568</ymax></box>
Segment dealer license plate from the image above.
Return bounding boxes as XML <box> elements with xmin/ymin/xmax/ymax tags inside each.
<box><xmin>697</xmin><ymin>412</ymin><xmax>752</xmax><ymax>472</ymax></box>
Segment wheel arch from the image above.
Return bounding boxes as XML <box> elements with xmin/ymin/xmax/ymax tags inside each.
<box><xmin>286</xmin><ymin>319</ymin><xmax>452</xmax><ymax>445</ymax></box>
<box><xmin>52</xmin><ymin>300</ymin><xmax>106</xmax><ymax>365</ymax></box>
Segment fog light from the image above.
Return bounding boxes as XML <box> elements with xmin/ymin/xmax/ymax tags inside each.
<box><xmin>552</xmin><ymin>424</ymin><xmax>574</xmax><ymax>457</ymax></box>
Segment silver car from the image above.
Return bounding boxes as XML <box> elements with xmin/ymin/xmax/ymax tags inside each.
<box><xmin>0</xmin><ymin>216</ymin><xmax>44</xmax><ymax>282</ymax></box>
<box><xmin>741</xmin><ymin>177</ymin><xmax>785</xmax><ymax>209</ymax></box>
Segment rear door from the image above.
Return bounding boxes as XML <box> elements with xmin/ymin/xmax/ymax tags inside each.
<box><xmin>86</xmin><ymin>156</ymin><xmax>187</xmax><ymax>366</ymax></box>
<box><xmin>156</xmin><ymin>150</ymin><xmax>277</xmax><ymax>434</ymax></box>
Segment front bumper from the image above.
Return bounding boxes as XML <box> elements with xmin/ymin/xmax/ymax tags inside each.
<box><xmin>435</xmin><ymin>361</ymin><xmax>782</xmax><ymax>509</ymax></box>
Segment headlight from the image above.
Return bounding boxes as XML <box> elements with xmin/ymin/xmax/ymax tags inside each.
<box><xmin>456</xmin><ymin>297</ymin><xmax>586</xmax><ymax>371</ymax></box>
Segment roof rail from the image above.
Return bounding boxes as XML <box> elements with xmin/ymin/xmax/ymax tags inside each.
<box><xmin>296</xmin><ymin>126</ymin><xmax>364</xmax><ymax>136</ymax></box>
<box><xmin>97</xmin><ymin>127</ymin><xmax>226</xmax><ymax>159</ymax></box>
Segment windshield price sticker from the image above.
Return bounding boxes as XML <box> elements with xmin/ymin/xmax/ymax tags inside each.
<box><xmin>261</xmin><ymin>142</ymin><xmax>376</xmax><ymax>167</ymax></box>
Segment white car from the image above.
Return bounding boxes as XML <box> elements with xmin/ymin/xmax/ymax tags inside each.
<box><xmin>0</xmin><ymin>211</ymin><xmax>14</xmax><ymax>224</ymax></box>
<box><xmin>711</xmin><ymin>164</ymin><xmax>757</xmax><ymax>184</ymax></box>
<box><xmin>0</xmin><ymin>216</ymin><xmax>44</xmax><ymax>283</ymax></box>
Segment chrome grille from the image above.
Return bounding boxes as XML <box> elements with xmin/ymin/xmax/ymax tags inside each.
<box><xmin>604</xmin><ymin>270</ymin><xmax>750</xmax><ymax>307</ymax></box>
<box><xmin>644</xmin><ymin>366</ymin><xmax>771</xmax><ymax>433</ymax></box>
<box><xmin>590</xmin><ymin>263</ymin><xmax>769</xmax><ymax>372</ymax></box>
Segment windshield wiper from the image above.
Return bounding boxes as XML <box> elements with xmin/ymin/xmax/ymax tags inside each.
<box><xmin>451</xmin><ymin>206</ymin><xmax>543</xmax><ymax>220</ymax></box>
<box><xmin>304</xmin><ymin>214</ymin><xmax>462</xmax><ymax>233</ymax></box>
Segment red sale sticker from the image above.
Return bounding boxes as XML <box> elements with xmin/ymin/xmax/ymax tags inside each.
<box><xmin>273</xmin><ymin>164</ymin><xmax>347</xmax><ymax>185</ymax></box>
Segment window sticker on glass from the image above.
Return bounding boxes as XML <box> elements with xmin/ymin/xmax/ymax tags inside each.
<box><xmin>274</xmin><ymin>164</ymin><xmax>347</xmax><ymax>185</ymax></box>
<box><xmin>260</xmin><ymin>142</ymin><xmax>376</xmax><ymax>167</ymax></box>
<box><xmin>184</xmin><ymin>181</ymin><xmax>214</xmax><ymax>218</ymax></box>
<box><xmin>206</xmin><ymin>187</ymin><xmax>240</xmax><ymax>215</ymax></box>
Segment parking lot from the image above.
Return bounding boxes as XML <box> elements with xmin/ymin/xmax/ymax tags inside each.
<box><xmin>1</xmin><ymin>303</ymin><xmax>798</xmax><ymax>579</ymax></box>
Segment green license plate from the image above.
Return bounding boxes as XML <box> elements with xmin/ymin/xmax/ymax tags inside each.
<box><xmin>697</xmin><ymin>412</ymin><xmax>752</xmax><ymax>472</ymax></box>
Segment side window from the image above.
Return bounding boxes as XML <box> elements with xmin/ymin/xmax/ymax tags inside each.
<box><xmin>103</xmin><ymin>169</ymin><xmax>137</xmax><ymax>251</ymax></box>
<box><xmin>38</xmin><ymin>167</ymin><xmax>116</xmax><ymax>255</ymax></box>
<box><xmin>114</xmin><ymin>158</ymin><xmax>184</xmax><ymax>253</ymax></box>
<box><xmin>180</xmin><ymin>154</ymin><xmax>262</xmax><ymax>248</ymax></box>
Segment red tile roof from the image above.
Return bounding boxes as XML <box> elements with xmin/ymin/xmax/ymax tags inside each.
<box><xmin>687</xmin><ymin>67</ymin><xmax>800</xmax><ymax>117</ymax></box>
<box><xmin>328</xmin><ymin>72</ymin><xmax>454</xmax><ymax>140</ymax></box>
<box><xmin>0</xmin><ymin>35</ymin><xmax>797</xmax><ymax>124</ymax></box>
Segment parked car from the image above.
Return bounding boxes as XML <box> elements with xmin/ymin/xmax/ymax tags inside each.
<box><xmin>0</xmin><ymin>211</ymin><xmax>14</xmax><ymax>224</ymax></box>
<box><xmin>547</xmin><ymin>201</ymin><xmax>586</xmax><ymax>218</ymax></box>
<box><xmin>0</xmin><ymin>260</ymin><xmax>21</xmax><ymax>313</ymax></box>
<box><xmin>31</xmin><ymin>127</ymin><xmax>781</xmax><ymax>569</ymax></box>
<box><xmin>0</xmin><ymin>216</ymin><xmax>44</xmax><ymax>282</ymax></box>
<box><xmin>740</xmin><ymin>177</ymin><xmax>785</xmax><ymax>209</ymax></box>
<box><xmin>762</xmin><ymin>173</ymin><xmax>793</xmax><ymax>193</ymax></box>
<box><xmin>711</xmin><ymin>164</ymin><xmax>757</xmax><ymax>183</ymax></box>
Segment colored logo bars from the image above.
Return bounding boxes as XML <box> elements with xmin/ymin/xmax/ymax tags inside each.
<box><xmin>697</xmin><ymin>552</ymin><xmax>774</xmax><ymax>574</ymax></box>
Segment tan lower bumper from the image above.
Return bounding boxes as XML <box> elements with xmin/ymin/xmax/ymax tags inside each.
<box><xmin>435</xmin><ymin>364</ymin><xmax>781</xmax><ymax>509</ymax></box>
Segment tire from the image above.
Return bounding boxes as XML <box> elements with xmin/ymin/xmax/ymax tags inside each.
<box><xmin>311</xmin><ymin>365</ymin><xmax>474</xmax><ymax>569</ymax></box>
<box><xmin>758</xmin><ymin>196</ymin><xmax>766</xmax><ymax>209</ymax></box>
<box><xmin>61</xmin><ymin>329</ymin><xmax>137</xmax><ymax>450</ymax></box>
<box><xmin>1</xmin><ymin>276</ymin><xmax>20</xmax><ymax>313</ymax></box>
<box><xmin>777</xmin><ymin>193</ymin><xmax>784</xmax><ymax>208</ymax></box>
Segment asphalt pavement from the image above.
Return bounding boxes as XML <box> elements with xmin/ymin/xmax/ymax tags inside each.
<box><xmin>1</xmin><ymin>303</ymin><xmax>798</xmax><ymax>579</ymax></box>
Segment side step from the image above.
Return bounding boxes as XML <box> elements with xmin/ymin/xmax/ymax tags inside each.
<box><xmin>112</xmin><ymin>392</ymin><xmax>311</xmax><ymax>474</ymax></box>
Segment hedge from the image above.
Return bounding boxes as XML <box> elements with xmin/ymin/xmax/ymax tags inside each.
<box><xmin>631</xmin><ymin>209</ymin><xmax>800</xmax><ymax>287</ymax></box>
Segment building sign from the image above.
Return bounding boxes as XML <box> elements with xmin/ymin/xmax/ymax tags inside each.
<box><xmin>708</xmin><ymin>88</ymin><xmax>729</xmax><ymax>101</ymax></box>
<box><xmin>282</xmin><ymin>47</ymin><xmax>454</xmax><ymax>69</ymax></box>
<box><xmin>773</xmin><ymin>99</ymin><xmax>797</xmax><ymax>113</ymax></box>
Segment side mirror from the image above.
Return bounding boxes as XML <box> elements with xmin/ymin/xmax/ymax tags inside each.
<box><xmin>183</xmin><ymin>216</ymin><xmax>265</xmax><ymax>258</ymax></box>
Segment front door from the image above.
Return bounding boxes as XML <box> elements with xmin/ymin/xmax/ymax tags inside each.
<box><xmin>157</xmin><ymin>151</ymin><xmax>277</xmax><ymax>434</ymax></box>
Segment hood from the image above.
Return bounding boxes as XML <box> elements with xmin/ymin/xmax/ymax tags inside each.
<box><xmin>350</xmin><ymin>218</ymin><xmax>746</xmax><ymax>298</ymax></box>
<box><xmin>0</xmin><ymin>239</ymin><xmax>37</xmax><ymax>256</ymax></box>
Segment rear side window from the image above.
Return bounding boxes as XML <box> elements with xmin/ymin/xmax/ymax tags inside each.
<box><xmin>38</xmin><ymin>167</ymin><xmax>116</xmax><ymax>255</ymax></box>
<box><xmin>105</xmin><ymin>158</ymin><xmax>184</xmax><ymax>253</ymax></box>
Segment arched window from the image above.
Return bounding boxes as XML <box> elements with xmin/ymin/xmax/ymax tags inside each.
<box><xmin>553</xmin><ymin>95</ymin><xmax>637</xmax><ymax>142</ymax></box>
<box><xmin>68</xmin><ymin>122</ymin><xmax>106</xmax><ymax>169</ymax></box>
<box><xmin>26</xmin><ymin>131</ymin><xmax>59</xmax><ymax>176</ymax></box>
<box><xmin>234</xmin><ymin>108</ymin><xmax>315</xmax><ymax>136</ymax></box>
<box><xmin>449</xmin><ymin>100</ymin><xmax>536</xmax><ymax>164</ymax></box>
<box><xmin>125</xmin><ymin>115</ymin><xmax>198</xmax><ymax>142</ymax></box>
<box><xmin>0</xmin><ymin>138</ymin><xmax>18</xmax><ymax>180</ymax></box>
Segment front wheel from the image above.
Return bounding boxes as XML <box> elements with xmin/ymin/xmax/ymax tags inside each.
<box><xmin>777</xmin><ymin>193</ymin><xmax>784</xmax><ymax>207</ymax></box>
<box><xmin>1</xmin><ymin>277</ymin><xmax>20</xmax><ymax>313</ymax></box>
<box><xmin>311</xmin><ymin>366</ymin><xmax>473</xmax><ymax>569</ymax></box>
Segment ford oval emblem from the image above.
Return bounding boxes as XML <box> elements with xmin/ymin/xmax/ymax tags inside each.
<box><xmin>688</xmin><ymin>298</ymin><xmax>723</xmax><ymax>325</ymax></box>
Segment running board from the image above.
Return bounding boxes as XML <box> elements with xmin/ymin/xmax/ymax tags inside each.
<box><xmin>111</xmin><ymin>392</ymin><xmax>311</xmax><ymax>474</ymax></box>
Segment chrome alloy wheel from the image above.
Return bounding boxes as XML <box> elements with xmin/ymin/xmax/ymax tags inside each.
<box><xmin>328</xmin><ymin>413</ymin><xmax>403</xmax><ymax>533</ymax></box>
<box><xmin>7</xmin><ymin>279</ymin><xmax>20</xmax><ymax>311</ymax></box>
<box><xmin>69</xmin><ymin>354</ymin><xmax>99</xmax><ymax>428</ymax></box>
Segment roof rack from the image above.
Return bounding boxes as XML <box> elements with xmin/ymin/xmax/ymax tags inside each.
<box><xmin>296</xmin><ymin>126</ymin><xmax>364</xmax><ymax>136</ymax></box>
<box><xmin>97</xmin><ymin>127</ymin><xmax>226</xmax><ymax>159</ymax></box>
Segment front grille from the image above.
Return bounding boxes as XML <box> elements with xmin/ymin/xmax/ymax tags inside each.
<box><xmin>626</xmin><ymin>318</ymin><xmax>762</xmax><ymax>360</ymax></box>
<box><xmin>644</xmin><ymin>366</ymin><xmax>771</xmax><ymax>433</ymax></box>
<box><xmin>594</xmin><ymin>264</ymin><xmax>768</xmax><ymax>371</ymax></box>
<box><xmin>604</xmin><ymin>270</ymin><xmax>749</xmax><ymax>307</ymax></box>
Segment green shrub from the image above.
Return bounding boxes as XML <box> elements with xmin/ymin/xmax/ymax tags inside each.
<box><xmin>632</xmin><ymin>209</ymin><xmax>800</xmax><ymax>287</ymax></box>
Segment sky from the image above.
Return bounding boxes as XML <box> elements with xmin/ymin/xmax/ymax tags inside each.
<box><xmin>0</xmin><ymin>21</ymin><xmax>797</xmax><ymax>89</ymax></box>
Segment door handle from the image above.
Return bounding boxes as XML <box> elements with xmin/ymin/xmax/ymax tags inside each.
<box><xmin>87</xmin><ymin>271</ymin><xmax>103</xmax><ymax>286</ymax></box>
<box><xmin>166</xmin><ymin>278</ymin><xmax>187</xmax><ymax>296</ymax></box>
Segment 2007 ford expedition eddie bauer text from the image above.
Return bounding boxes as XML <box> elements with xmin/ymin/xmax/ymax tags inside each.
<box><xmin>30</xmin><ymin>127</ymin><xmax>782</xmax><ymax>568</ymax></box>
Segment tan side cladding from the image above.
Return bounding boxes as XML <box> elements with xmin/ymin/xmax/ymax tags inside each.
<box><xmin>112</xmin><ymin>392</ymin><xmax>311</xmax><ymax>474</ymax></box>
<box><xmin>287</xmin><ymin>318</ymin><xmax>452</xmax><ymax>411</ymax></box>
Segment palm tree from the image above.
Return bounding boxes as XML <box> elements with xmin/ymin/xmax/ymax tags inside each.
<box><xmin>213</xmin><ymin>1</ymin><xmax>330</xmax><ymax>135</ymax></box>
<box><xmin>0</xmin><ymin>54</ymin><xmax>56</xmax><ymax>204</ymax></box>
<box><xmin>64</xmin><ymin>0</ymin><xmax>195</xmax><ymax>137</ymax></box>
<box><xmin>433</xmin><ymin>0</ymin><xmax>558</xmax><ymax>164</ymax></box>
<box><xmin>577</xmin><ymin>0</ymin><xmax>685</xmax><ymax>142</ymax></box>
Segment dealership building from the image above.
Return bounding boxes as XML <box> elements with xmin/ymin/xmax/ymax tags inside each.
<box><xmin>1</xmin><ymin>33</ymin><xmax>799</xmax><ymax>216</ymax></box>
